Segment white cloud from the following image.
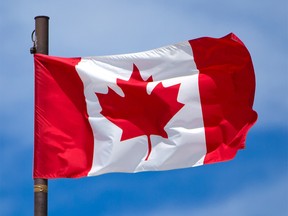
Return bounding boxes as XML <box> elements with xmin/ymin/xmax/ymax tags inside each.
<box><xmin>147</xmin><ymin>175</ymin><xmax>288</xmax><ymax>216</ymax></box>
<box><xmin>1</xmin><ymin>0</ymin><xmax>287</xmax><ymax>131</ymax></box>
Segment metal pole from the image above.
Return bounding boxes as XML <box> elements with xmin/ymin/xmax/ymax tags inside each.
<box><xmin>34</xmin><ymin>16</ymin><xmax>49</xmax><ymax>54</ymax></box>
<box><xmin>33</xmin><ymin>15</ymin><xmax>49</xmax><ymax>216</ymax></box>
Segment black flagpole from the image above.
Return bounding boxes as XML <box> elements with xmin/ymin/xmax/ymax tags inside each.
<box><xmin>31</xmin><ymin>15</ymin><xmax>49</xmax><ymax>216</ymax></box>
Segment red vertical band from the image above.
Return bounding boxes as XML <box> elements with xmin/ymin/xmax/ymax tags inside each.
<box><xmin>189</xmin><ymin>33</ymin><xmax>257</xmax><ymax>164</ymax></box>
<box><xmin>34</xmin><ymin>54</ymin><xmax>94</xmax><ymax>178</ymax></box>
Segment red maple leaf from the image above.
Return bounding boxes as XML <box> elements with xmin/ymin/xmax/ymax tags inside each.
<box><xmin>96</xmin><ymin>64</ymin><xmax>184</xmax><ymax>160</ymax></box>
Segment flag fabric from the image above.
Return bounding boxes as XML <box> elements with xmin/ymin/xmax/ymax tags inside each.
<box><xmin>33</xmin><ymin>33</ymin><xmax>257</xmax><ymax>178</ymax></box>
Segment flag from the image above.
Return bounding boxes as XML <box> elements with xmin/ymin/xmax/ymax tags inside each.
<box><xmin>33</xmin><ymin>33</ymin><xmax>257</xmax><ymax>178</ymax></box>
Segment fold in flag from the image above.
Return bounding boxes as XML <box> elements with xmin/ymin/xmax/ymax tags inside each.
<box><xmin>34</xmin><ymin>33</ymin><xmax>257</xmax><ymax>178</ymax></box>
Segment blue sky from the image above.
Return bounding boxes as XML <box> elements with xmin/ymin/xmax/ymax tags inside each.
<box><xmin>0</xmin><ymin>0</ymin><xmax>287</xmax><ymax>215</ymax></box>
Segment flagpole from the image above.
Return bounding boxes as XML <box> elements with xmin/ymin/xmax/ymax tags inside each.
<box><xmin>32</xmin><ymin>15</ymin><xmax>49</xmax><ymax>216</ymax></box>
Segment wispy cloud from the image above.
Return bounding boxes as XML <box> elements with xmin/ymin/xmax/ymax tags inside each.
<box><xmin>146</xmin><ymin>174</ymin><xmax>288</xmax><ymax>216</ymax></box>
<box><xmin>1</xmin><ymin>0</ymin><xmax>286</xmax><ymax>130</ymax></box>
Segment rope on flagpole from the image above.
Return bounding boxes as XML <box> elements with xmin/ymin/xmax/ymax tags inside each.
<box><xmin>30</xmin><ymin>30</ymin><xmax>36</xmax><ymax>54</ymax></box>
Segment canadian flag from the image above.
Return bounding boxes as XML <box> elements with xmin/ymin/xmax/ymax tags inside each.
<box><xmin>33</xmin><ymin>33</ymin><xmax>257</xmax><ymax>178</ymax></box>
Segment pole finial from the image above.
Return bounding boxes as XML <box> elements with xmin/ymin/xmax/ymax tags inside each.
<box><xmin>35</xmin><ymin>15</ymin><xmax>50</xmax><ymax>20</ymax></box>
